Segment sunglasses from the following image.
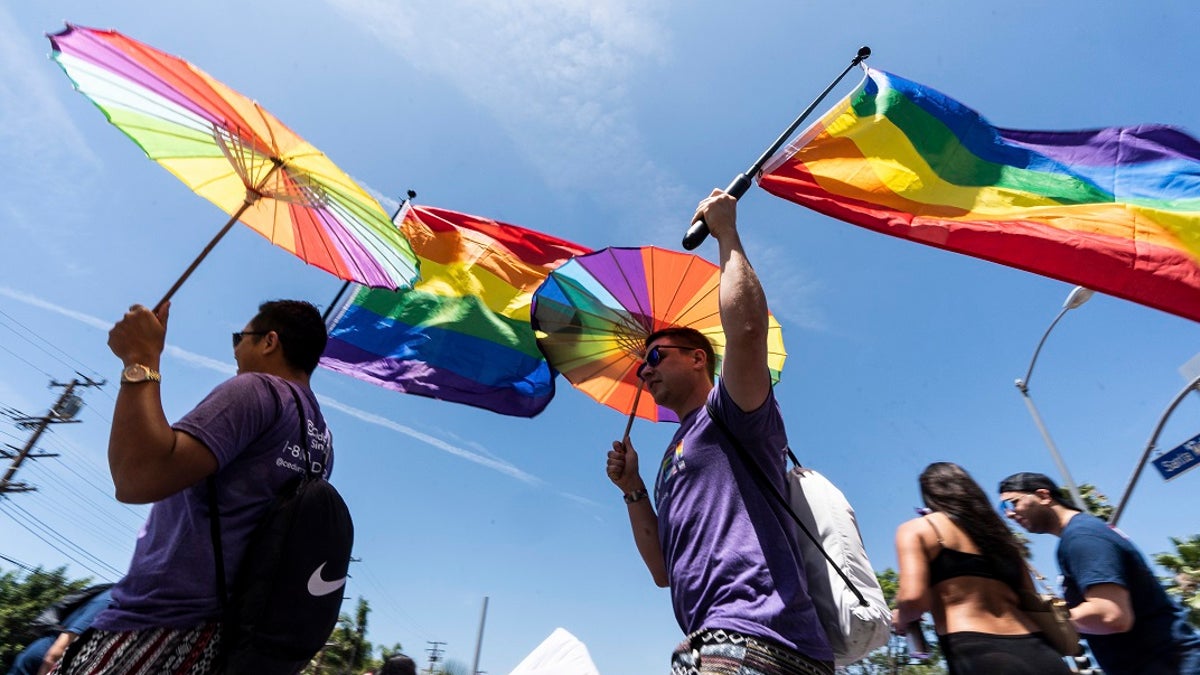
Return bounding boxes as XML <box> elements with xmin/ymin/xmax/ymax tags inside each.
<box><xmin>232</xmin><ymin>330</ymin><xmax>269</xmax><ymax>348</ymax></box>
<box><xmin>998</xmin><ymin>493</ymin><xmax>1033</xmax><ymax>514</ymax></box>
<box><xmin>637</xmin><ymin>345</ymin><xmax>697</xmax><ymax>378</ymax></box>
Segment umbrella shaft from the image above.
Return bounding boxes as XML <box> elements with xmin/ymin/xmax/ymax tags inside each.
<box><xmin>622</xmin><ymin>379</ymin><xmax>646</xmax><ymax>441</ymax></box>
<box><xmin>154</xmin><ymin>167</ymin><xmax>281</xmax><ymax>311</ymax></box>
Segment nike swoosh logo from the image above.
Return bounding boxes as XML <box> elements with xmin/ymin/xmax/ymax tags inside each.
<box><xmin>307</xmin><ymin>562</ymin><xmax>347</xmax><ymax>597</ymax></box>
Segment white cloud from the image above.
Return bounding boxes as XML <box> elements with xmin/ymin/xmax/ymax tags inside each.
<box><xmin>316</xmin><ymin>396</ymin><xmax>541</xmax><ymax>484</ymax></box>
<box><xmin>328</xmin><ymin>0</ymin><xmax>686</xmax><ymax>221</ymax></box>
<box><xmin>753</xmin><ymin>245</ymin><xmax>827</xmax><ymax>333</ymax></box>
<box><xmin>0</xmin><ymin>10</ymin><xmax>102</xmax><ymax>275</ymax></box>
<box><xmin>0</xmin><ymin>285</ymin><xmax>541</xmax><ymax>484</ymax></box>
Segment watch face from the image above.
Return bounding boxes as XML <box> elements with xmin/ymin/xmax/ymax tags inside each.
<box><xmin>123</xmin><ymin>365</ymin><xmax>148</xmax><ymax>382</ymax></box>
<box><xmin>122</xmin><ymin>364</ymin><xmax>158</xmax><ymax>382</ymax></box>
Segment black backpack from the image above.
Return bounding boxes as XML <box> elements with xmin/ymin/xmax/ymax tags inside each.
<box><xmin>23</xmin><ymin>583</ymin><xmax>113</xmax><ymax>642</ymax></box>
<box><xmin>208</xmin><ymin>382</ymin><xmax>354</xmax><ymax>675</ymax></box>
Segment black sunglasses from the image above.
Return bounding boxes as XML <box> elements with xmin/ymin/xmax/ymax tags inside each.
<box><xmin>232</xmin><ymin>330</ymin><xmax>269</xmax><ymax>348</ymax></box>
<box><xmin>637</xmin><ymin>345</ymin><xmax>697</xmax><ymax>378</ymax></box>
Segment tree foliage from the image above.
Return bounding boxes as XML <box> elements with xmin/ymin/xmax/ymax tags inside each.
<box><xmin>0</xmin><ymin>566</ymin><xmax>92</xmax><ymax>673</ymax></box>
<box><xmin>836</xmin><ymin>569</ymin><xmax>947</xmax><ymax>674</ymax></box>
<box><xmin>1154</xmin><ymin>534</ymin><xmax>1200</xmax><ymax>626</ymax></box>
<box><xmin>302</xmin><ymin>597</ymin><xmax>375</xmax><ymax>675</ymax></box>
<box><xmin>1071</xmin><ymin>483</ymin><xmax>1113</xmax><ymax>522</ymax></box>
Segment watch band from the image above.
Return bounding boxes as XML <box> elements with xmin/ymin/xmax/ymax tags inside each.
<box><xmin>121</xmin><ymin>363</ymin><xmax>162</xmax><ymax>384</ymax></box>
<box><xmin>623</xmin><ymin>488</ymin><xmax>648</xmax><ymax>504</ymax></box>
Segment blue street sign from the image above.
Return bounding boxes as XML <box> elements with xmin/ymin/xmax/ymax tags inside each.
<box><xmin>1153</xmin><ymin>433</ymin><xmax>1200</xmax><ymax>481</ymax></box>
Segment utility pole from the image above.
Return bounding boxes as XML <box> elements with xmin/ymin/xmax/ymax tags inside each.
<box><xmin>471</xmin><ymin>596</ymin><xmax>488</xmax><ymax>675</ymax></box>
<box><xmin>0</xmin><ymin>376</ymin><xmax>104</xmax><ymax>495</ymax></box>
<box><xmin>425</xmin><ymin>641</ymin><xmax>446</xmax><ymax>674</ymax></box>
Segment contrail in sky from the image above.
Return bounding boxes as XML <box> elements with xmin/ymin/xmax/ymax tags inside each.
<box><xmin>0</xmin><ymin>285</ymin><xmax>541</xmax><ymax>484</ymax></box>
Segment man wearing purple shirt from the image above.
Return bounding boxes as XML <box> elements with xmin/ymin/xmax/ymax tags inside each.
<box><xmin>606</xmin><ymin>191</ymin><xmax>832</xmax><ymax>675</ymax></box>
<box><xmin>56</xmin><ymin>300</ymin><xmax>333</xmax><ymax>675</ymax></box>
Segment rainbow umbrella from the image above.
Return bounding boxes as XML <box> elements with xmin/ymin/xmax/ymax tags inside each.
<box><xmin>48</xmin><ymin>24</ymin><xmax>419</xmax><ymax>306</ymax></box>
<box><xmin>530</xmin><ymin>246</ymin><xmax>786</xmax><ymax>426</ymax></box>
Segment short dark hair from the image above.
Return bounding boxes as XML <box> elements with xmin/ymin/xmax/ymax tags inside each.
<box><xmin>248</xmin><ymin>300</ymin><xmax>327</xmax><ymax>375</ymax></box>
<box><xmin>644</xmin><ymin>326</ymin><xmax>716</xmax><ymax>382</ymax></box>
<box><xmin>378</xmin><ymin>654</ymin><xmax>417</xmax><ymax>675</ymax></box>
<box><xmin>998</xmin><ymin>471</ymin><xmax>1076</xmax><ymax>509</ymax></box>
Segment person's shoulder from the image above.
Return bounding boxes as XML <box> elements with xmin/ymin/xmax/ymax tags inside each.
<box><xmin>712</xmin><ymin>378</ymin><xmax>777</xmax><ymax>416</ymax></box>
<box><xmin>212</xmin><ymin>372</ymin><xmax>285</xmax><ymax>397</ymax></box>
<box><xmin>895</xmin><ymin>516</ymin><xmax>925</xmax><ymax>539</ymax></box>
<box><xmin>195</xmin><ymin>373</ymin><xmax>285</xmax><ymax>418</ymax></box>
<box><xmin>1065</xmin><ymin>513</ymin><xmax>1116</xmax><ymax>537</ymax></box>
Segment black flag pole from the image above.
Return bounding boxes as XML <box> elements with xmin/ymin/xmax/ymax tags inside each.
<box><xmin>321</xmin><ymin>189</ymin><xmax>417</xmax><ymax>324</ymax></box>
<box><xmin>682</xmin><ymin>46</ymin><xmax>871</xmax><ymax>251</ymax></box>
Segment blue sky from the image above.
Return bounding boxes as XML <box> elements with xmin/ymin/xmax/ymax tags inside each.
<box><xmin>2</xmin><ymin>1</ymin><xmax>1199</xmax><ymax>673</ymax></box>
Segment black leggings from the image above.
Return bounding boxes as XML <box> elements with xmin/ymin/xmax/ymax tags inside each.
<box><xmin>939</xmin><ymin>631</ymin><xmax>1071</xmax><ymax>675</ymax></box>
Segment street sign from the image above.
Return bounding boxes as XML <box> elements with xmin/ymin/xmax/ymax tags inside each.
<box><xmin>1153</xmin><ymin>433</ymin><xmax>1200</xmax><ymax>481</ymax></box>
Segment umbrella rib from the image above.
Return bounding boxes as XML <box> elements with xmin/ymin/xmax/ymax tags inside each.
<box><xmin>606</xmin><ymin>248</ymin><xmax>653</xmax><ymax>332</ymax></box>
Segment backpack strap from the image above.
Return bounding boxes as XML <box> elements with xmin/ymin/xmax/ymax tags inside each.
<box><xmin>280</xmin><ymin>381</ymin><xmax>316</xmax><ymax>482</ymax></box>
<box><xmin>705</xmin><ymin>401</ymin><xmax>868</xmax><ymax>606</ymax></box>
<box><xmin>208</xmin><ymin>377</ymin><xmax>297</xmax><ymax>612</ymax></box>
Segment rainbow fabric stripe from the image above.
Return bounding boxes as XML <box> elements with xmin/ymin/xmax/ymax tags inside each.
<box><xmin>49</xmin><ymin>25</ymin><xmax>418</xmax><ymax>290</ymax></box>
<box><xmin>320</xmin><ymin>205</ymin><xmax>591</xmax><ymax>417</ymax></box>
<box><xmin>759</xmin><ymin>67</ymin><xmax>1200</xmax><ymax>322</ymax></box>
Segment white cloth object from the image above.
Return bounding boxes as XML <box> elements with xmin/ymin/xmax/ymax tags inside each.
<box><xmin>507</xmin><ymin>628</ymin><xmax>600</xmax><ymax>675</ymax></box>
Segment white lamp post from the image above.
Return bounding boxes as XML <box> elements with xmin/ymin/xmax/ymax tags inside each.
<box><xmin>1014</xmin><ymin>286</ymin><xmax>1093</xmax><ymax>511</ymax></box>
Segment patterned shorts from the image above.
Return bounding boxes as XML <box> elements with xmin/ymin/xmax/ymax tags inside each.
<box><xmin>670</xmin><ymin>628</ymin><xmax>834</xmax><ymax>675</ymax></box>
<box><xmin>52</xmin><ymin>623</ymin><xmax>222</xmax><ymax>675</ymax></box>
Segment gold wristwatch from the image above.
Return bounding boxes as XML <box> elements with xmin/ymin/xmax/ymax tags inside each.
<box><xmin>120</xmin><ymin>363</ymin><xmax>161</xmax><ymax>384</ymax></box>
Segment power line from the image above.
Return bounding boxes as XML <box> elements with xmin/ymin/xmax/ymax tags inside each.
<box><xmin>0</xmin><ymin>341</ymin><xmax>54</xmax><ymax>380</ymax></box>
<box><xmin>22</xmin><ymin>460</ymin><xmax>144</xmax><ymax>539</ymax></box>
<box><xmin>0</xmin><ymin>551</ymin><xmax>38</xmax><ymax>572</ymax></box>
<box><xmin>0</xmin><ymin>309</ymin><xmax>104</xmax><ymax>380</ymax></box>
<box><xmin>0</xmin><ymin>497</ymin><xmax>121</xmax><ymax>580</ymax></box>
<box><xmin>2</xmin><ymin>498</ymin><xmax>124</xmax><ymax>577</ymax></box>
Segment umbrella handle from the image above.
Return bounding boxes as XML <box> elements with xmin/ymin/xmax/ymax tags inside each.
<box><xmin>622</xmin><ymin>378</ymin><xmax>646</xmax><ymax>441</ymax></box>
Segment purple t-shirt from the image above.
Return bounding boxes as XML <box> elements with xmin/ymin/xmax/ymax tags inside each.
<box><xmin>653</xmin><ymin>382</ymin><xmax>832</xmax><ymax>662</ymax></box>
<box><xmin>94</xmin><ymin>373</ymin><xmax>333</xmax><ymax>631</ymax></box>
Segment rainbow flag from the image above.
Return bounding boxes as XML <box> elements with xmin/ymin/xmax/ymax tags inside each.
<box><xmin>320</xmin><ymin>205</ymin><xmax>592</xmax><ymax>417</ymax></box>
<box><xmin>759</xmin><ymin>67</ymin><xmax>1200</xmax><ymax>323</ymax></box>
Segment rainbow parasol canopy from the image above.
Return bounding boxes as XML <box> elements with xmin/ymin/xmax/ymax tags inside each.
<box><xmin>48</xmin><ymin>24</ymin><xmax>419</xmax><ymax>301</ymax></box>
<box><xmin>531</xmin><ymin>246</ymin><xmax>786</xmax><ymax>423</ymax></box>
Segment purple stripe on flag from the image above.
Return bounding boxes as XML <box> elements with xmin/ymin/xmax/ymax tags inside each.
<box><xmin>1000</xmin><ymin>124</ymin><xmax>1200</xmax><ymax>166</ymax></box>
<box><xmin>321</xmin><ymin>341</ymin><xmax>554</xmax><ymax>418</ymax></box>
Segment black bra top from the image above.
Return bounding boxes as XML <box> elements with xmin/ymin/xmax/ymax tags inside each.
<box><xmin>924</xmin><ymin>516</ymin><xmax>1021</xmax><ymax>587</ymax></box>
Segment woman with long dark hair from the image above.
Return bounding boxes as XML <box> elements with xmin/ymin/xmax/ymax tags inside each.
<box><xmin>892</xmin><ymin>462</ymin><xmax>1070</xmax><ymax>674</ymax></box>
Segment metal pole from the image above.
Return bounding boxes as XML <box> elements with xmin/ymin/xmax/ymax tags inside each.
<box><xmin>1110</xmin><ymin>374</ymin><xmax>1200</xmax><ymax>527</ymax></box>
<box><xmin>1016</xmin><ymin>388</ymin><xmax>1087</xmax><ymax>511</ymax></box>
<box><xmin>682</xmin><ymin>46</ymin><xmax>871</xmax><ymax>250</ymax></box>
<box><xmin>1014</xmin><ymin>288</ymin><xmax>1093</xmax><ymax>512</ymax></box>
<box><xmin>471</xmin><ymin>596</ymin><xmax>489</xmax><ymax>675</ymax></box>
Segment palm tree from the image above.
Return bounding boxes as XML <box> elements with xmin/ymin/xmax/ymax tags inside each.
<box><xmin>302</xmin><ymin>597</ymin><xmax>374</xmax><ymax>674</ymax></box>
<box><xmin>1154</xmin><ymin>535</ymin><xmax>1200</xmax><ymax>626</ymax></box>
<box><xmin>1072</xmin><ymin>483</ymin><xmax>1113</xmax><ymax>522</ymax></box>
